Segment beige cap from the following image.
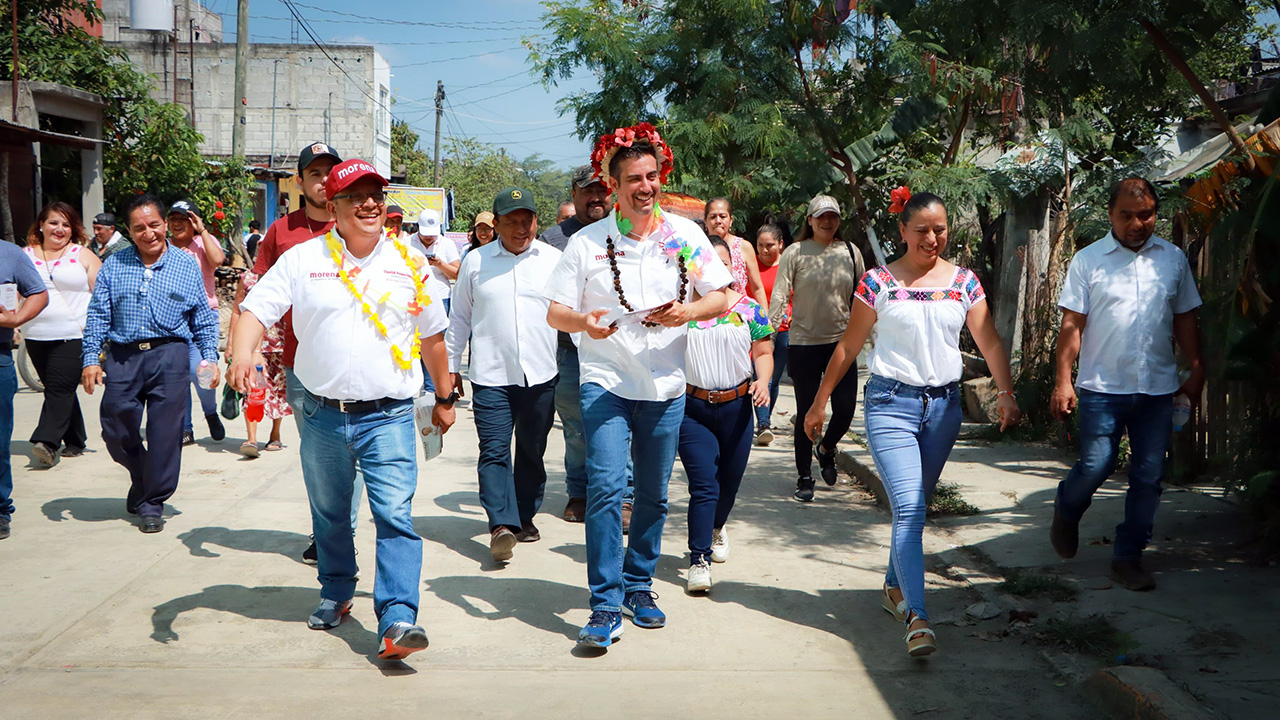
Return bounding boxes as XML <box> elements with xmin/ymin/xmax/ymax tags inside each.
<box><xmin>474</xmin><ymin>211</ymin><xmax>495</xmax><ymax>228</ymax></box>
<box><xmin>806</xmin><ymin>194</ymin><xmax>842</xmax><ymax>218</ymax></box>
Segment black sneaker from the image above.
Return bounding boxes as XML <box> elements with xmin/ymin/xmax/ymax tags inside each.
<box><xmin>60</xmin><ymin>445</ymin><xmax>85</xmax><ymax>458</ymax></box>
<box><xmin>0</xmin><ymin>517</ymin><xmax>10</xmax><ymax>540</ymax></box>
<box><xmin>1050</xmin><ymin>508</ymin><xmax>1079</xmax><ymax>559</ymax></box>
<box><xmin>794</xmin><ymin>476</ymin><xmax>815</xmax><ymax>503</ymax></box>
<box><xmin>814</xmin><ymin>444</ymin><xmax>838</xmax><ymax>486</ymax></box>
<box><xmin>302</xmin><ymin>536</ymin><xmax>318</xmax><ymax>565</ymax></box>
<box><xmin>139</xmin><ymin>516</ymin><xmax>164</xmax><ymax>533</ymax></box>
<box><xmin>206</xmin><ymin>413</ymin><xmax>226</xmax><ymax>441</ymax></box>
<box><xmin>181</xmin><ymin>431</ymin><xmax>196</xmax><ymax>447</ymax></box>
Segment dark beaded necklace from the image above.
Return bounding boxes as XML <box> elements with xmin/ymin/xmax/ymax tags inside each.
<box><xmin>606</xmin><ymin>232</ymin><xmax>688</xmax><ymax>328</ymax></box>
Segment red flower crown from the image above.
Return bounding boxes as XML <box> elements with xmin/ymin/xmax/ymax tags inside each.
<box><xmin>591</xmin><ymin>123</ymin><xmax>675</xmax><ymax>184</ymax></box>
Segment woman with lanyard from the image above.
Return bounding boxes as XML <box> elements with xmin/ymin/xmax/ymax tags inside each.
<box><xmin>704</xmin><ymin>198</ymin><xmax>767</xmax><ymax>307</ymax></box>
<box><xmin>768</xmin><ymin>195</ymin><xmax>864</xmax><ymax>502</ymax></box>
<box><xmin>678</xmin><ymin>236</ymin><xmax>773</xmax><ymax>593</ymax></box>
<box><xmin>22</xmin><ymin>202</ymin><xmax>101</xmax><ymax>466</ymax></box>
<box><xmin>751</xmin><ymin>223</ymin><xmax>789</xmax><ymax>446</ymax></box>
<box><xmin>803</xmin><ymin>190</ymin><xmax>1020</xmax><ymax>657</ymax></box>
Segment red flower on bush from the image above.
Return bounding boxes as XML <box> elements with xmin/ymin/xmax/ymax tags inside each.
<box><xmin>889</xmin><ymin>185</ymin><xmax>912</xmax><ymax>214</ymax></box>
<box><xmin>213</xmin><ymin>210</ymin><xmax>226</xmax><ymax>221</ymax></box>
<box><xmin>215</xmin><ymin>200</ymin><xmax>224</xmax><ymax>209</ymax></box>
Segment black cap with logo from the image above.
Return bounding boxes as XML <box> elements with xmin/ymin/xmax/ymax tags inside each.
<box><xmin>297</xmin><ymin>141</ymin><xmax>342</xmax><ymax>174</ymax></box>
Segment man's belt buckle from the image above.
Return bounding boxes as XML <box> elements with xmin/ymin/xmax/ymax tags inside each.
<box><xmin>338</xmin><ymin>399</ymin><xmax>350</xmax><ymax>413</ymax></box>
<box><xmin>139</xmin><ymin>341</ymin><xmax>152</xmax><ymax>351</ymax></box>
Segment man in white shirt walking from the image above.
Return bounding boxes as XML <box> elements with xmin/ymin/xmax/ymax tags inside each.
<box><xmin>446</xmin><ymin>187</ymin><xmax>561</xmax><ymax>562</ymax></box>
<box><xmin>544</xmin><ymin>124</ymin><xmax>732</xmax><ymax>648</ymax></box>
<box><xmin>232</xmin><ymin>159</ymin><xmax>454</xmax><ymax>661</ymax></box>
<box><xmin>411</xmin><ymin>208</ymin><xmax>461</xmax><ymax>395</ymax></box>
<box><xmin>1050</xmin><ymin>177</ymin><xmax>1204</xmax><ymax>591</ymax></box>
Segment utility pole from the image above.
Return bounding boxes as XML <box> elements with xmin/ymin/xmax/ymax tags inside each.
<box><xmin>433</xmin><ymin>80</ymin><xmax>444</xmax><ymax>186</ymax></box>
<box><xmin>269</xmin><ymin>60</ymin><xmax>280</xmax><ymax>168</ymax></box>
<box><xmin>232</xmin><ymin>0</ymin><xmax>249</xmax><ymax>160</ymax></box>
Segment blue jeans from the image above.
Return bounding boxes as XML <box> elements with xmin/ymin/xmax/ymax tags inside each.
<box><xmin>580</xmin><ymin>382</ymin><xmax>683</xmax><ymax>612</ymax></box>
<box><xmin>183</xmin><ymin>340</ymin><xmax>218</xmax><ymax>434</ymax></box>
<box><xmin>679</xmin><ymin>394</ymin><xmax>754</xmax><ymax>563</ymax></box>
<box><xmin>421</xmin><ymin>297</ymin><xmax>450</xmax><ymax>395</ymax></box>
<box><xmin>1</xmin><ymin>351</ymin><xmax>16</xmax><ymax>520</ymax></box>
<box><xmin>555</xmin><ymin>345</ymin><xmax>633</xmax><ymax>501</ymax></box>
<box><xmin>1056</xmin><ymin>390</ymin><xmax>1173</xmax><ymax>561</ymax></box>
<box><xmin>755</xmin><ymin>329</ymin><xmax>789</xmax><ymax>430</ymax></box>
<box><xmin>472</xmin><ymin>380</ymin><xmax>556</xmax><ymax>530</ymax></box>
<box><xmin>297</xmin><ymin>393</ymin><xmax>421</xmax><ymax>637</ymax></box>
<box><xmin>864</xmin><ymin>375</ymin><xmax>962</xmax><ymax>623</ymax></box>
<box><xmin>286</xmin><ymin>367</ymin><xmax>363</xmax><ymax>533</ymax></box>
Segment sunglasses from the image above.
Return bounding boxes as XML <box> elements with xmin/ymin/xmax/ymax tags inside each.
<box><xmin>333</xmin><ymin>191</ymin><xmax>387</xmax><ymax>205</ymax></box>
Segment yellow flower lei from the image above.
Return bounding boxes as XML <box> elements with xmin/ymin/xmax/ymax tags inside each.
<box><xmin>325</xmin><ymin>230</ymin><xmax>434</xmax><ymax>371</ymax></box>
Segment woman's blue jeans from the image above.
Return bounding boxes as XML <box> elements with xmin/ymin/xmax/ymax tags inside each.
<box><xmin>1055</xmin><ymin>390</ymin><xmax>1173</xmax><ymax>561</ymax></box>
<box><xmin>754</xmin><ymin>329</ymin><xmax>788</xmax><ymax>430</ymax></box>
<box><xmin>579</xmin><ymin>382</ymin><xmax>683</xmax><ymax>612</ymax></box>
<box><xmin>864</xmin><ymin>375</ymin><xmax>962</xmax><ymax>623</ymax></box>
<box><xmin>183</xmin><ymin>340</ymin><xmax>218</xmax><ymax>433</ymax></box>
<box><xmin>679</xmin><ymin>393</ymin><xmax>754</xmax><ymax>564</ymax></box>
<box><xmin>297</xmin><ymin>394</ymin><xmax>421</xmax><ymax>638</ymax></box>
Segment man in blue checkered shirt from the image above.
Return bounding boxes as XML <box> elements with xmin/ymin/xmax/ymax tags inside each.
<box><xmin>81</xmin><ymin>194</ymin><xmax>220</xmax><ymax>534</ymax></box>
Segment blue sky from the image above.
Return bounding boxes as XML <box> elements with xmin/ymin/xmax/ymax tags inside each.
<box><xmin>213</xmin><ymin>0</ymin><xmax>595</xmax><ymax>168</ymax></box>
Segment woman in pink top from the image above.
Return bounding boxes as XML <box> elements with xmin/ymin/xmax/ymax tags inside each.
<box><xmin>704</xmin><ymin>198</ymin><xmax>767</xmax><ymax>308</ymax></box>
<box><xmin>166</xmin><ymin>200</ymin><xmax>227</xmax><ymax>445</ymax></box>
<box><xmin>22</xmin><ymin>202</ymin><xmax>101</xmax><ymax>466</ymax></box>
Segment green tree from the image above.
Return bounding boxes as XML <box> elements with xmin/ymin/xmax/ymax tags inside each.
<box><xmin>439</xmin><ymin>137</ymin><xmax>570</xmax><ymax>231</ymax></box>
<box><xmin>391</xmin><ymin>120</ymin><xmax>432</xmax><ymax>187</ymax></box>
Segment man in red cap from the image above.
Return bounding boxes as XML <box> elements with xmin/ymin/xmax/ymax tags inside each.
<box><xmin>232</xmin><ymin>158</ymin><xmax>454</xmax><ymax>662</ymax></box>
<box><xmin>385</xmin><ymin>205</ymin><xmax>405</xmax><ymax>239</ymax></box>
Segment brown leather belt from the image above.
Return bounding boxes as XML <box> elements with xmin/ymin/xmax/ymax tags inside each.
<box><xmin>686</xmin><ymin>380</ymin><xmax>750</xmax><ymax>404</ymax></box>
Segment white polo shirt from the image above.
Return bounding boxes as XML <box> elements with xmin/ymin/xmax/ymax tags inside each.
<box><xmin>542</xmin><ymin>210</ymin><xmax>733</xmax><ymax>401</ymax></box>
<box><xmin>409</xmin><ymin>231</ymin><xmax>461</xmax><ymax>298</ymax></box>
<box><xmin>1058</xmin><ymin>232</ymin><xmax>1201</xmax><ymax>396</ymax></box>
<box><xmin>241</xmin><ymin>230</ymin><xmax>449</xmax><ymax>401</ymax></box>
<box><xmin>446</xmin><ymin>238</ymin><xmax>561</xmax><ymax>387</ymax></box>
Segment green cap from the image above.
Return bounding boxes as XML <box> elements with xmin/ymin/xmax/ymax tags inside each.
<box><xmin>493</xmin><ymin>186</ymin><xmax>537</xmax><ymax>216</ymax></box>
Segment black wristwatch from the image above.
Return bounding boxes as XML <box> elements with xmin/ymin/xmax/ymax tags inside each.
<box><xmin>434</xmin><ymin>391</ymin><xmax>460</xmax><ymax>407</ymax></box>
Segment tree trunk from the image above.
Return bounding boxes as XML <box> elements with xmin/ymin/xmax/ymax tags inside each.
<box><xmin>995</xmin><ymin>190</ymin><xmax>1051</xmax><ymax>359</ymax></box>
<box><xmin>0</xmin><ymin>151</ymin><xmax>13</xmax><ymax>243</ymax></box>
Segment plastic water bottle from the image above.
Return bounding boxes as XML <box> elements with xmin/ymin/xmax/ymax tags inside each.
<box><xmin>196</xmin><ymin>360</ymin><xmax>217</xmax><ymax>389</ymax></box>
<box><xmin>246</xmin><ymin>365</ymin><xmax>266</xmax><ymax>423</ymax></box>
<box><xmin>1171</xmin><ymin>393</ymin><xmax>1192</xmax><ymax>431</ymax></box>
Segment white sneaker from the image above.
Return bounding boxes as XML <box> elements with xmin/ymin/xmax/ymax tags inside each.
<box><xmin>710</xmin><ymin>527</ymin><xmax>729</xmax><ymax>563</ymax></box>
<box><xmin>687</xmin><ymin>559</ymin><xmax>712</xmax><ymax>593</ymax></box>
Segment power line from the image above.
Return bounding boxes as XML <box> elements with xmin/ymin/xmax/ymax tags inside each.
<box><xmin>289</xmin><ymin>2</ymin><xmax>542</xmax><ymax>29</ymax></box>
<box><xmin>277</xmin><ymin>0</ymin><xmax>395</xmax><ymax>119</ymax></box>
<box><xmin>241</xmin><ymin>10</ymin><xmax>542</xmax><ymax>31</ymax></box>
<box><xmin>395</xmin><ymin>47</ymin><xmax>525</xmax><ymax>68</ymax></box>
<box><xmin>452</xmin><ymin>69</ymin><xmax>534</xmax><ymax>94</ymax></box>
<box><xmin>445</xmin><ymin>107</ymin><xmax>569</xmax><ymax>126</ymax></box>
<box><xmin>449</xmin><ymin>81</ymin><xmax>541</xmax><ymax>108</ymax></box>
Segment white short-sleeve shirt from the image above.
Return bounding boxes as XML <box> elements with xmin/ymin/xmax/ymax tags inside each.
<box><xmin>856</xmin><ymin>265</ymin><xmax>985</xmax><ymax>387</ymax></box>
<box><xmin>1058</xmin><ymin>233</ymin><xmax>1201</xmax><ymax>395</ymax></box>
<box><xmin>241</xmin><ymin>230</ymin><xmax>449</xmax><ymax>401</ymax></box>
<box><xmin>409</xmin><ymin>232</ymin><xmax>461</xmax><ymax>298</ymax></box>
<box><xmin>542</xmin><ymin>210</ymin><xmax>733</xmax><ymax>401</ymax></box>
<box><xmin>445</xmin><ymin>239</ymin><xmax>562</xmax><ymax>387</ymax></box>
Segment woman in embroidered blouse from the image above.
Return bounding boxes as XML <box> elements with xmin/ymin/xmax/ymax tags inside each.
<box><xmin>803</xmin><ymin>192</ymin><xmax>1021</xmax><ymax>657</ymax></box>
<box><xmin>678</xmin><ymin>236</ymin><xmax>773</xmax><ymax>594</ymax></box>
<box><xmin>704</xmin><ymin>198</ymin><xmax>767</xmax><ymax>307</ymax></box>
<box><xmin>22</xmin><ymin>202</ymin><xmax>101</xmax><ymax>466</ymax></box>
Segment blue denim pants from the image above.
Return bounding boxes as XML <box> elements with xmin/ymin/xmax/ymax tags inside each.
<box><xmin>679</xmin><ymin>393</ymin><xmax>754</xmax><ymax>564</ymax></box>
<box><xmin>580</xmin><ymin>382</ymin><xmax>683</xmax><ymax>612</ymax></box>
<box><xmin>754</xmin><ymin>328</ymin><xmax>788</xmax><ymax>430</ymax></box>
<box><xmin>183</xmin><ymin>340</ymin><xmax>218</xmax><ymax>434</ymax></box>
<box><xmin>472</xmin><ymin>379</ymin><xmax>557</xmax><ymax>531</ymax></box>
<box><xmin>1056</xmin><ymin>390</ymin><xmax>1173</xmax><ymax>561</ymax></box>
<box><xmin>297</xmin><ymin>393</ymin><xmax>421</xmax><ymax>637</ymax></box>
<box><xmin>554</xmin><ymin>344</ymin><xmax>633</xmax><ymax>501</ymax></box>
<box><xmin>864</xmin><ymin>375</ymin><xmax>962</xmax><ymax>623</ymax></box>
<box><xmin>0</xmin><ymin>350</ymin><xmax>16</xmax><ymax>520</ymax></box>
<box><xmin>286</xmin><ymin>367</ymin><xmax>363</xmax><ymax>533</ymax></box>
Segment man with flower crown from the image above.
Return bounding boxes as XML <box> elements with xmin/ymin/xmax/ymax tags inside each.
<box><xmin>543</xmin><ymin>124</ymin><xmax>733</xmax><ymax>648</ymax></box>
<box><xmin>230</xmin><ymin>158</ymin><xmax>453</xmax><ymax>662</ymax></box>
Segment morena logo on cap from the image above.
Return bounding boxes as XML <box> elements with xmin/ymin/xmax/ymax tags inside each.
<box><xmin>336</xmin><ymin>161</ymin><xmax>377</xmax><ymax>181</ymax></box>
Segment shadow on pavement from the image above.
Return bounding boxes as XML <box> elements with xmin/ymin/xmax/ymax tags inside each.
<box><xmin>41</xmin><ymin>497</ymin><xmax>180</xmax><ymax>524</ymax></box>
<box><xmin>431</xmin><ymin>489</ymin><xmax>487</xmax><ymax>517</ymax></box>
<box><xmin>150</xmin><ymin>584</ymin><xmax>379</xmax><ymax>659</ymax></box>
<box><xmin>176</xmin><ymin>526</ymin><xmax>311</xmax><ymax>564</ymax></box>
<box><xmin>414</xmin><ymin>514</ymin><xmax>509</xmax><ymax>572</ymax></box>
<box><xmin>424</xmin><ymin>575</ymin><xmax>583</xmax><ymax>641</ymax></box>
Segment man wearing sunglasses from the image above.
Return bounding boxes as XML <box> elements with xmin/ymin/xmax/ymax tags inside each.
<box><xmin>232</xmin><ymin>159</ymin><xmax>454</xmax><ymax>662</ymax></box>
<box><xmin>81</xmin><ymin>194</ymin><xmax>221</xmax><ymax>534</ymax></box>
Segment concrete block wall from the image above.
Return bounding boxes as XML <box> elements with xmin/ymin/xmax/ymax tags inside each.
<box><xmin>110</xmin><ymin>41</ymin><xmax>392</xmax><ymax>176</ymax></box>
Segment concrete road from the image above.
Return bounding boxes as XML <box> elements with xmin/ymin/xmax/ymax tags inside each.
<box><xmin>0</xmin><ymin>380</ymin><xmax>1100</xmax><ymax>719</ymax></box>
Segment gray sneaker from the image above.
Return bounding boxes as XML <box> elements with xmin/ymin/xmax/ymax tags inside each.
<box><xmin>378</xmin><ymin>622</ymin><xmax>430</xmax><ymax>660</ymax></box>
<box><xmin>308</xmin><ymin>598</ymin><xmax>352</xmax><ymax>630</ymax></box>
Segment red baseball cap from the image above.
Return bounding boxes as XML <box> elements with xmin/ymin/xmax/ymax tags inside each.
<box><xmin>325</xmin><ymin>159</ymin><xmax>388</xmax><ymax>201</ymax></box>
